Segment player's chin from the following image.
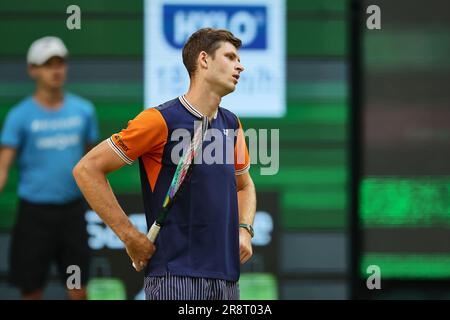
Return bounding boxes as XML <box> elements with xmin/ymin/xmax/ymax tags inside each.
<box><xmin>47</xmin><ymin>81</ymin><xmax>64</xmax><ymax>89</ymax></box>
<box><xmin>227</xmin><ymin>82</ymin><xmax>237</xmax><ymax>93</ymax></box>
<box><xmin>220</xmin><ymin>85</ymin><xmax>235</xmax><ymax>97</ymax></box>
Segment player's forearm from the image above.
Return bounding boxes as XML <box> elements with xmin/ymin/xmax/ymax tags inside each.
<box><xmin>237</xmin><ymin>177</ymin><xmax>256</xmax><ymax>225</ymax></box>
<box><xmin>0</xmin><ymin>147</ymin><xmax>16</xmax><ymax>192</ymax></box>
<box><xmin>0</xmin><ymin>169</ymin><xmax>8</xmax><ymax>192</ymax></box>
<box><xmin>0</xmin><ymin>164</ymin><xmax>8</xmax><ymax>192</ymax></box>
<box><xmin>73</xmin><ymin>163</ymin><xmax>137</xmax><ymax>244</ymax></box>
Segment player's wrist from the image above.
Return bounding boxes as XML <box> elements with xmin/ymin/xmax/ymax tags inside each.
<box><xmin>239</xmin><ymin>223</ymin><xmax>254</xmax><ymax>238</ymax></box>
<box><xmin>120</xmin><ymin>223</ymin><xmax>141</xmax><ymax>246</ymax></box>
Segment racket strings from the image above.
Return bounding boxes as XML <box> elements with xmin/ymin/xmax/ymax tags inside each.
<box><xmin>164</xmin><ymin>119</ymin><xmax>207</xmax><ymax>204</ymax></box>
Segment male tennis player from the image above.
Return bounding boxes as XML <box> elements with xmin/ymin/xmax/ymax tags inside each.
<box><xmin>0</xmin><ymin>36</ymin><xmax>98</xmax><ymax>299</ymax></box>
<box><xmin>73</xmin><ymin>28</ymin><xmax>256</xmax><ymax>300</ymax></box>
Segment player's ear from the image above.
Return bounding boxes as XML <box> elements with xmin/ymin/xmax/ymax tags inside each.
<box><xmin>28</xmin><ymin>64</ymin><xmax>38</xmax><ymax>80</ymax></box>
<box><xmin>198</xmin><ymin>51</ymin><xmax>208</xmax><ymax>70</ymax></box>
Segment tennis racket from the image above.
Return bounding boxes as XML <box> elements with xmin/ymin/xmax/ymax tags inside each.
<box><xmin>133</xmin><ymin>117</ymin><xmax>207</xmax><ymax>269</ymax></box>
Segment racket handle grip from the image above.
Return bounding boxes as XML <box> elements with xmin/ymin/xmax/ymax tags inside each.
<box><xmin>147</xmin><ymin>222</ymin><xmax>161</xmax><ymax>243</ymax></box>
<box><xmin>132</xmin><ymin>222</ymin><xmax>161</xmax><ymax>270</ymax></box>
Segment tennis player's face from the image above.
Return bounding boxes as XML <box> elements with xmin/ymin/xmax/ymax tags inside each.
<box><xmin>30</xmin><ymin>56</ymin><xmax>67</xmax><ymax>90</ymax></box>
<box><xmin>207</xmin><ymin>41</ymin><xmax>244</xmax><ymax>96</ymax></box>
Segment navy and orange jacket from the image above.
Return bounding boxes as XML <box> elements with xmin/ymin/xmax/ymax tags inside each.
<box><xmin>108</xmin><ymin>96</ymin><xmax>250</xmax><ymax>281</ymax></box>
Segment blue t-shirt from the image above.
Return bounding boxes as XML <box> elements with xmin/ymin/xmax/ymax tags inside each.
<box><xmin>1</xmin><ymin>93</ymin><xmax>98</xmax><ymax>204</ymax></box>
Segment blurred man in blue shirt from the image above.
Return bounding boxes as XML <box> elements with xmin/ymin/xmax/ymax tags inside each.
<box><xmin>0</xmin><ymin>36</ymin><xmax>98</xmax><ymax>299</ymax></box>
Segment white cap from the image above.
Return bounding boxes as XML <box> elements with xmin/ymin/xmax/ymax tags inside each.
<box><xmin>27</xmin><ymin>36</ymin><xmax>68</xmax><ymax>65</ymax></box>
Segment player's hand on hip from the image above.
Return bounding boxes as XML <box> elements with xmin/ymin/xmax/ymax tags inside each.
<box><xmin>124</xmin><ymin>229</ymin><xmax>156</xmax><ymax>272</ymax></box>
<box><xmin>239</xmin><ymin>228</ymin><xmax>253</xmax><ymax>265</ymax></box>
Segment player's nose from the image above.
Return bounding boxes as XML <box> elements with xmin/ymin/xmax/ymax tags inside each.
<box><xmin>236</xmin><ymin>62</ymin><xmax>244</xmax><ymax>73</ymax></box>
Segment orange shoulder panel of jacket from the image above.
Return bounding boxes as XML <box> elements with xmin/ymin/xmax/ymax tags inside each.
<box><xmin>111</xmin><ymin>108</ymin><xmax>168</xmax><ymax>161</ymax></box>
<box><xmin>135</xmin><ymin>108</ymin><xmax>168</xmax><ymax>192</ymax></box>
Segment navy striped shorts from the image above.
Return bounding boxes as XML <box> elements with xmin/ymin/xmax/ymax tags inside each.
<box><xmin>144</xmin><ymin>273</ymin><xmax>240</xmax><ymax>300</ymax></box>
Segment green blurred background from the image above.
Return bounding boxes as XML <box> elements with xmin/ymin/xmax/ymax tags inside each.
<box><xmin>357</xmin><ymin>0</ymin><xmax>450</xmax><ymax>299</ymax></box>
<box><xmin>0</xmin><ymin>0</ymin><xmax>350</xmax><ymax>299</ymax></box>
<box><xmin>4</xmin><ymin>0</ymin><xmax>449</xmax><ymax>300</ymax></box>
<box><xmin>0</xmin><ymin>0</ymin><xmax>349</xmax><ymax>231</ymax></box>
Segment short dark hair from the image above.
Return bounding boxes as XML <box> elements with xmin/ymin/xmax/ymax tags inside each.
<box><xmin>182</xmin><ymin>28</ymin><xmax>242</xmax><ymax>78</ymax></box>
